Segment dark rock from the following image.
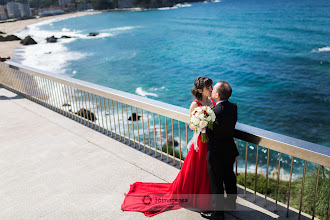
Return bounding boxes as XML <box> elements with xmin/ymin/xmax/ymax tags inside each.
<box><xmin>61</xmin><ymin>35</ymin><xmax>72</xmax><ymax>38</ymax></box>
<box><xmin>0</xmin><ymin>35</ymin><xmax>21</xmax><ymax>42</ymax></box>
<box><xmin>0</xmin><ymin>31</ymin><xmax>5</xmax><ymax>34</ymax></box>
<box><xmin>62</xmin><ymin>103</ymin><xmax>71</xmax><ymax>107</ymax></box>
<box><xmin>167</xmin><ymin>135</ymin><xmax>179</xmax><ymax>147</ymax></box>
<box><xmin>20</xmin><ymin>36</ymin><xmax>37</xmax><ymax>45</ymax></box>
<box><xmin>88</xmin><ymin>32</ymin><xmax>99</xmax><ymax>37</ymax></box>
<box><xmin>0</xmin><ymin>56</ymin><xmax>10</xmax><ymax>62</ymax></box>
<box><xmin>75</xmin><ymin>108</ymin><xmax>97</xmax><ymax>121</ymax></box>
<box><xmin>46</xmin><ymin>36</ymin><xmax>58</xmax><ymax>43</ymax></box>
<box><xmin>128</xmin><ymin>113</ymin><xmax>141</xmax><ymax>121</ymax></box>
<box><xmin>6</xmin><ymin>35</ymin><xmax>21</xmax><ymax>41</ymax></box>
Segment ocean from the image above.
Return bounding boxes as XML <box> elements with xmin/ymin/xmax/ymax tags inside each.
<box><xmin>13</xmin><ymin>0</ymin><xmax>330</xmax><ymax>177</ymax></box>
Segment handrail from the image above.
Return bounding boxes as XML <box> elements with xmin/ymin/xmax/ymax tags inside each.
<box><xmin>234</xmin><ymin>123</ymin><xmax>330</xmax><ymax>168</ymax></box>
<box><xmin>3</xmin><ymin>61</ymin><xmax>329</xmax><ymax>168</ymax></box>
<box><xmin>6</xmin><ymin>61</ymin><xmax>190</xmax><ymax>122</ymax></box>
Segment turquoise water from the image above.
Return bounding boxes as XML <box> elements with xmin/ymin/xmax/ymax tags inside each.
<box><xmin>16</xmin><ymin>0</ymin><xmax>329</xmax><ymax>154</ymax></box>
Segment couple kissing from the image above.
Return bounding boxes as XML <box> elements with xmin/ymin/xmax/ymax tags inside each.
<box><xmin>122</xmin><ymin>76</ymin><xmax>239</xmax><ymax>220</ymax></box>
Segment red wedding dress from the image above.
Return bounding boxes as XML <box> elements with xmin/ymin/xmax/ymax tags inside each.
<box><xmin>121</xmin><ymin>99</ymin><xmax>216</xmax><ymax>217</ymax></box>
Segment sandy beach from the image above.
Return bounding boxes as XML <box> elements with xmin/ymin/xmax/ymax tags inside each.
<box><xmin>0</xmin><ymin>11</ymin><xmax>102</xmax><ymax>58</ymax></box>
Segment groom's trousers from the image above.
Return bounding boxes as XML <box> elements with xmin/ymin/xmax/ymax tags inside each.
<box><xmin>207</xmin><ymin>151</ymin><xmax>237</xmax><ymax>213</ymax></box>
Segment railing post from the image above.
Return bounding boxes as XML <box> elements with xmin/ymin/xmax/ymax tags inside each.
<box><xmin>244</xmin><ymin>141</ymin><xmax>248</xmax><ymax>198</ymax></box>
<box><xmin>286</xmin><ymin>156</ymin><xmax>294</xmax><ymax>217</ymax></box>
<box><xmin>298</xmin><ymin>161</ymin><xmax>307</xmax><ymax>220</ymax></box>
<box><xmin>254</xmin><ymin>145</ymin><xmax>259</xmax><ymax>203</ymax></box>
<box><xmin>275</xmin><ymin>152</ymin><xmax>281</xmax><ymax>212</ymax></box>
<box><xmin>264</xmin><ymin>148</ymin><xmax>270</xmax><ymax>207</ymax></box>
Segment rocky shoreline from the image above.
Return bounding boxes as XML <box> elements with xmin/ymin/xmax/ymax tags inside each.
<box><xmin>0</xmin><ymin>10</ymin><xmax>102</xmax><ymax>59</ymax></box>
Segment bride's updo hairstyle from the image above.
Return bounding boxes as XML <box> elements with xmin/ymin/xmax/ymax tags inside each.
<box><xmin>191</xmin><ymin>76</ymin><xmax>213</xmax><ymax>101</ymax></box>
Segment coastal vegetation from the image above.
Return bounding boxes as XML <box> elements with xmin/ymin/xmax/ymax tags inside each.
<box><xmin>133</xmin><ymin>0</ymin><xmax>201</xmax><ymax>9</ymax></box>
<box><xmin>90</xmin><ymin>0</ymin><xmax>117</xmax><ymax>10</ymax></box>
<box><xmin>237</xmin><ymin>167</ymin><xmax>330</xmax><ymax>219</ymax></box>
<box><xmin>161</xmin><ymin>144</ymin><xmax>185</xmax><ymax>160</ymax></box>
<box><xmin>161</xmin><ymin>138</ymin><xmax>186</xmax><ymax>160</ymax></box>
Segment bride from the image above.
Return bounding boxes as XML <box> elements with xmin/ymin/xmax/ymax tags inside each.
<box><xmin>121</xmin><ymin>76</ymin><xmax>216</xmax><ymax>217</ymax></box>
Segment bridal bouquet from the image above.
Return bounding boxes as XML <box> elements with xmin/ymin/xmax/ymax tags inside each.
<box><xmin>188</xmin><ymin>106</ymin><xmax>216</xmax><ymax>151</ymax></box>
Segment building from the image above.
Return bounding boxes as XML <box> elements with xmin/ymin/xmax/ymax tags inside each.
<box><xmin>66</xmin><ymin>3</ymin><xmax>76</xmax><ymax>12</ymax></box>
<box><xmin>0</xmin><ymin>5</ymin><xmax>7</xmax><ymax>20</ymax></box>
<box><xmin>58</xmin><ymin>0</ymin><xmax>71</xmax><ymax>7</ymax></box>
<box><xmin>5</xmin><ymin>2</ymin><xmax>31</xmax><ymax>19</ymax></box>
<box><xmin>18</xmin><ymin>2</ymin><xmax>31</xmax><ymax>17</ymax></box>
<box><xmin>30</xmin><ymin>8</ymin><xmax>37</xmax><ymax>16</ymax></box>
<box><xmin>6</xmin><ymin>2</ymin><xmax>20</xmax><ymax>18</ymax></box>
<box><xmin>39</xmin><ymin>8</ymin><xmax>64</xmax><ymax>16</ymax></box>
<box><xmin>76</xmin><ymin>2</ymin><xmax>93</xmax><ymax>11</ymax></box>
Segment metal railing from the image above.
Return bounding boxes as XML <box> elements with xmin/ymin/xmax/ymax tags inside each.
<box><xmin>1</xmin><ymin>61</ymin><xmax>329</xmax><ymax>219</ymax></box>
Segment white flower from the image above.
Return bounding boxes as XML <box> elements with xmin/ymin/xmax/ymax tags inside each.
<box><xmin>211</xmin><ymin>112</ymin><xmax>216</xmax><ymax>121</ymax></box>
<box><xmin>190</xmin><ymin>106</ymin><xmax>217</xmax><ymax>131</ymax></box>
<box><xmin>192</xmin><ymin>117</ymin><xmax>200</xmax><ymax>125</ymax></box>
<box><xmin>199</xmin><ymin>120</ymin><xmax>208</xmax><ymax>128</ymax></box>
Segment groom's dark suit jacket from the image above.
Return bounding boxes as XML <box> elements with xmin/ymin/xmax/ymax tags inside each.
<box><xmin>207</xmin><ymin>100</ymin><xmax>239</xmax><ymax>159</ymax></box>
<box><xmin>207</xmin><ymin>100</ymin><xmax>239</xmax><ymax>214</ymax></box>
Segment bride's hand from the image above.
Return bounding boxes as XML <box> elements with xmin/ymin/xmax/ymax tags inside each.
<box><xmin>189</xmin><ymin>124</ymin><xmax>195</xmax><ymax>131</ymax></box>
<box><xmin>190</xmin><ymin>124</ymin><xmax>206</xmax><ymax>131</ymax></box>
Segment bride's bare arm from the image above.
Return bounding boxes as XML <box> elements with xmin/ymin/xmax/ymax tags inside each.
<box><xmin>189</xmin><ymin>101</ymin><xmax>199</xmax><ymax>130</ymax></box>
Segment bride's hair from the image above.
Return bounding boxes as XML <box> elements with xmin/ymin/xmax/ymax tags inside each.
<box><xmin>191</xmin><ymin>77</ymin><xmax>213</xmax><ymax>101</ymax></box>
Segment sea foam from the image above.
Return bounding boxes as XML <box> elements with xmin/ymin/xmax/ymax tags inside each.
<box><xmin>15</xmin><ymin>41</ymin><xmax>88</xmax><ymax>75</ymax></box>
<box><xmin>14</xmin><ymin>23</ymin><xmax>91</xmax><ymax>75</ymax></box>
<box><xmin>158</xmin><ymin>3</ymin><xmax>192</xmax><ymax>10</ymax></box>
<box><xmin>135</xmin><ymin>87</ymin><xmax>158</xmax><ymax>97</ymax></box>
<box><xmin>149</xmin><ymin>86</ymin><xmax>166</xmax><ymax>91</ymax></box>
<box><xmin>313</xmin><ymin>46</ymin><xmax>330</xmax><ymax>52</ymax></box>
<box><xmin>13</xmin><ymin>16</ymin><xmax>137</xmax><ymax>75</ymax></box>
<box><xmin>100</xmin><ymin>26</ymin><xmax>140</xmax><ymax>32</ymax></box>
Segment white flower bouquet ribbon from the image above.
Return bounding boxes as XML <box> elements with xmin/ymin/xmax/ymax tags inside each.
<box><xmin>187</xmin><ymin>127</ymin><xmax>202</xmax><ymax>152</ymax></box>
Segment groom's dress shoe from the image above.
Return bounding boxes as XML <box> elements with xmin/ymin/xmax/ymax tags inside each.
<box><xmin>211</xmin><ymin>211</ymin><xmax>225</xmax><ymax>220</ymax></box>
<box><xmin>200</xmin><ymin>212</ymin><xmax>212</xmax><ymax>219</ymax></box>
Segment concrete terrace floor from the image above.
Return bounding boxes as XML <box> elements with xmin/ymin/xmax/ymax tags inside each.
<box><xmin>0</xmin><ymin>86</ymin><xmax>315</xmax><ymax>220</ymax></box>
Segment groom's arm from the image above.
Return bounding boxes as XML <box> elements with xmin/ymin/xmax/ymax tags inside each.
<box><xmin>213</xmin><ymin>104</ymin><xmax>224</xmax><ymax>128</ymax></box>
<box><xmin>208</xmin><ymin>105</ymin><xmax>223</xmax><ymax>148</ymax></box>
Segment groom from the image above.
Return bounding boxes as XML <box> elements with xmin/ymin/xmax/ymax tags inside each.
<box><xmin>202</xmin><ymin>81</ymin><xmax>239</xmax><ymax>220</ymax></box>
